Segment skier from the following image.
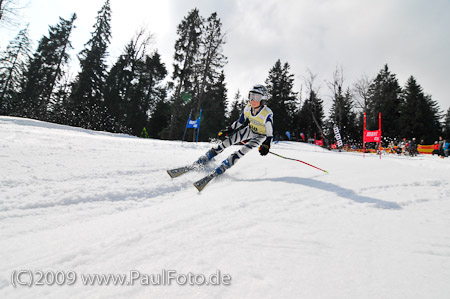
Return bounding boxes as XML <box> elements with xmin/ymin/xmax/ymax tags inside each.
<box><xmin>194</xmin><ymin>84</ymin><xmax>273</xmax><ymax>177</ymax></box>
<box><xmin>167</xmin><ymin>85</ymin><xmax>325</xmax><ymax>188</ymax></box>
<box><xmin>167</xmin><ymin>84</ymin><xmax>274</xmax><ymax>190</ymax></box>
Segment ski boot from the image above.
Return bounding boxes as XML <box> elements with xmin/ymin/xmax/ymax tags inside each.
<box><xmin>194</xmin><ymin>149</ymin><xmax>218</xmax><ymax>168</ymax></box>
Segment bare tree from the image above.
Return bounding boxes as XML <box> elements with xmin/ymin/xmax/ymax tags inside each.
<box><xmin>327</xmin><ymin>66</ymin><xmax>345</xmax><ymax>124</ymax></box>
<box><xmin>327</xmin><ymin>65</ymin><xmax>344</xmax><ymax>97</ymax></box>
<box><xmin>352</xmin><ymin>73</ymin><xmax>372</xmax><ymax>112</ymax></box>
<box><xmin>297</xmin><ymin>84</ymin><xmax>304</xmax><ymax>111</ymax></box>
<box><xmin>0</xmin><ymin>0</ymin><xmax>27</xmax><ymax>28</ymax></box>
<box><xmin>301</xmin><ymin>68</ymin><xmax>324</xmax><ymax>135</ymax></box>
<box><xmin>0</xmin><ymin>0</ymin><xmax>5</xmax><ymax>21</ymax></box>
<box><xmin>302</xmin><ymin>68</ymin><xmax>321</xmax><ymax>96</ymax></box>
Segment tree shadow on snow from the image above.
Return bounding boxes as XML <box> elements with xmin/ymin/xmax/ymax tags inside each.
<box><xmin>239</xmin><ymin>176</ymin><xmax>402</xmax><ymax>210</ymax></box>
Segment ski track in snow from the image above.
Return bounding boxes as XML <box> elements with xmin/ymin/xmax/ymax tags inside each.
<box><xmin>1</xmin><ymin>116</ymin><xmax>450</xmax><ymax>299</ymax></box>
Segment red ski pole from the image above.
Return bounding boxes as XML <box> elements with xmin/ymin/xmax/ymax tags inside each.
<box><xmin>240</xmin><ymin>141</ymin><xmax>328</xmax><ymax>173</ymax></box>
<box><xmin>268</xmin><ymin>151</ymin><xmax>328</xmax><ymax>173</ymax></box>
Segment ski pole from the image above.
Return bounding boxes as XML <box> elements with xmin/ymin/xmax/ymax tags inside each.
<box><xmin>239</xmin><ymin>141</ymin><xmax>328</xmax><ymax>173</ymax></box>
<box><xmin>268</xmin><ymin>150</ymin><xmax>328</xmax><ymax>173</ymax></box>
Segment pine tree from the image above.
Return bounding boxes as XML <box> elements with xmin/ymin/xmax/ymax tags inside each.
<box><xmin>297</xmin><ymin>70</ymin><xmax>324</xmax><ymax>142</ymax></box>
<box><xmin>50</xmin><ymin>70</ymin><xmax>72</xmax><ymax>124</ymax></box>
<box><xmin>104</xmin><ymin>30</ymin><xmax>149</xmax><ymax>133</ymax></box>
<box><xmin>327</xmin><ymin>67</ymin><xmax>358</xmax><ymax>144</ymax></box>
<box><xmin>168</xmin><ymin>8</ymin><xmax>203</xmax><ymax>139</ymax></box>
<box><xmin>0</xmin><ymin>25</ymin><xmax>31</xmax><ymax>115</ymax></box>
<box><xmin>103</xmin><ymin>45</ymin><xmax>130</xmax><ymax>128</ymax></box>
<box><xmin>298</xmin><ymin>89</ymin><xmax>325</xmax><ymax>142</ymax></box>
<box><xmin>265</xmin><ymin>60</ymin><xmax>297</xmax><ymax>135</ymax></box>
<box><xmin>443</xmin><ymin>108</ymin><xmax>450</xmax><ymax>140</ymax></box>
<box><xmin>148</xmin><ymin>98</ymin><xmax>172</xmax><ymax>139</ymax></box>
<box><xmin>194</xmin><ymin>12</ymin><xmax>227</xmax><ymax>117</ymax></box>
<box><xmin>227</xmin><ymin>89</ymin><xmax>245</xmax><ymax>126</ymax></box>
<box><xmin>142</xmin><ymin>52</ymin><xmax>168</xmax><ymax>113</ymax></box>
<box><xmin>18</xmin><ymin>14</ymin><xmax>76</xmax><ymax>120</ymax></box>
<box><xmin>126</xmin><ymin>51</ymin><xmax>167</xmax><ymax>136</ymax></box>
<box><xmin>199</xmin><ymin>71</ymin><xmax>227</xmax><ymax>141</ymax></box>
<box><xmin>104</xmin><ymin>28</ymin><xmax>167</xmax><ymax>135</ymax></box>
<box><xmin>67</xmin><ymin>0</ymin><xmax>111</xmax><ymax>130</ymax></box>
<box><xmin>399</xmin><ymin>76</ymin><xmax>441</xmax><ymax>143</ymax></box>
<box><xmin>423</xmin><ymin>94</ymin><xmax>442</xmax><ymax>141</ymax></box>
<box><xmin>366</xmin><ymin>64</ymin><xmax>402</xmax><ymax>138</ymax></box>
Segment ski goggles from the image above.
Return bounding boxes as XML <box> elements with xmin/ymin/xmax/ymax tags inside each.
<box><xmin>249</xmin><ymin>92</ymin><xmax>263</xmax><ymax>102</ymax></box>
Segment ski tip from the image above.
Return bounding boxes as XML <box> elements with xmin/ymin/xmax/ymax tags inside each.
<box><xmin>167</xmin><ymin>166</ymin><xmax>192</xmax><ymax>178</ymax></box>
<box><xmin>194</xmin><ymin>182</ymin><xmax>207</xmax><ymax>192</ymax></box>
<box><xmin>193</xmin><ymin>174</ymin><xmax>216</xmax><ymax>192</ymax></box>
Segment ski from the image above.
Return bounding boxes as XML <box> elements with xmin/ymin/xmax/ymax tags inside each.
<box><xmin>167</xmin><ymin>165</ymin><xmax>194</xmax><ymax>178</ymax></box>
<box><xmin>193</xmin><ymin>173</ymin><xmax>217</xmax><ymax>192</ymax></box>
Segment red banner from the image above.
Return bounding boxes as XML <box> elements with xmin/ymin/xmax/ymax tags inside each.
<box><xmin>314</xmin><ymin>132</ymin><xmax>323</xmax><ymax>146</ymax></box>
<box><xmin>363</xmin><ymin>112</ymin><xmax>382</xmax><ymax>159</ymax></box>
<box><xmin>417</xmin><ymin>145</ymin><xmax>434</xmax><ymax>155</ymax></box>
<box><xmin>364</xmin><ymin>130</ymin><xmax>381</xmax><ymax>142</ymax></box>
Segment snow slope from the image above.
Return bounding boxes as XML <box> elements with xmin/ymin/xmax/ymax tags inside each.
<box><xmin>1</xmin><ymin>116</ymin><xmax>450</xmax><ymax>299</ymax></box>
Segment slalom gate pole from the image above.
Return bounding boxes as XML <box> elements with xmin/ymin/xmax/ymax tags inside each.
<box><xmin>239</xmin><ymin>141</ymin><xmax>328</xmax><ymax>173</ymax></box>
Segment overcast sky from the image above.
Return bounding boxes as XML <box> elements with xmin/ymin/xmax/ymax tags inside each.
<box><xmin>1</xmin><ymin>0</ymin><xmax>450</xmax><ymax>115</ymax></box>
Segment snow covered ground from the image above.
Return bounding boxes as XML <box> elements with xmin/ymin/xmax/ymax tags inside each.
<box><xmin>1</xmin><ymin>115</ymin><xmax>450</xmax><ymax>299</ymax></box>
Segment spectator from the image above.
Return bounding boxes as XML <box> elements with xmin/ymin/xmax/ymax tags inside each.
<box><xmin>432</xmin><ymin>141</ymin><xmax>440</xmax><ymax>156</ymax></box>
<box><xmin>388</xmin><ymin>140</ymin><xmax>396</xmax><ymax>154</ymax></box>
<box><xmin>409</xmin><ymin>138</ymin><xmax>417</xmax><ymax>156</ymax></box>
<box><xmin>439</xmin><ymin>136</ymin><xmax>445</xmax><ymax>156</ymax></box>
<box><xmin>444</xmin><ymin>140</ymin><xmax>449</xmax><ymax>158</ymax></box>
<box><xmin>400</xmin><ymin>140</ymin><xmax>406</xmax><ymax>155</ymax></box>
<box><xmin>396</xmin><ymin>141</ymin><xmax>403</xmax><ymax>155</ymax></box>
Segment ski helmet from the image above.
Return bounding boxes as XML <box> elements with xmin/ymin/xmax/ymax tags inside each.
<box><xmin>249</xmin><ymin>84</ymin><xmax>268</xmax><ymax>102</ymax></box>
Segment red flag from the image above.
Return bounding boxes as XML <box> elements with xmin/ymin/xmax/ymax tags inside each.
<box><xmin>299</xmin><ymin>133</ymin><xmax>305</xmax><ymax>141</ymax></box>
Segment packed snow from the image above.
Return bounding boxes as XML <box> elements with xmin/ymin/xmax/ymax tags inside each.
<box><xmin>1</xmin><ymin>116</ymin><xmax>449</xmax><ymax>299</ymax></box>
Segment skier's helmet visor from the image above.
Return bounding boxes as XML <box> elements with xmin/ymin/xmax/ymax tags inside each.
<box><xmin>249</xmin><ymin>92</ymin><xmax>263</xmax><ymax>102</ymax></box>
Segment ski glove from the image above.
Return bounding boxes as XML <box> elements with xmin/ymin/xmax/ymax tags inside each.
<box><xmin>218</xmin><ymin>127</ymin><xmax>234</xmax><ymax>140</ymax></box>
<box><xmin>259</xmin><ymin>138</ymin><xmax>271</xmax><ymax>156</ymax></box>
